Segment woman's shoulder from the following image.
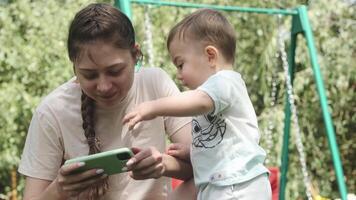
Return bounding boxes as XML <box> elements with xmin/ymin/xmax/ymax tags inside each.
<box><xmin>134</xmin><ymin>67</ymin><xmax>178</xmax><ymax>97</ymax></box>
<box><xmin>36</xmin><ymin>77</ymin><xmax>81</xmax><ymax>115</ymax></box>
<box><xmin>137</xmin><ymin>67</ymin><xmax>169</xmax><ymax>78</ymax></box>
<box><xmin>135</xmin><ymin>67</ymin><xmax>172</xmax><ymax>86</ymax></box>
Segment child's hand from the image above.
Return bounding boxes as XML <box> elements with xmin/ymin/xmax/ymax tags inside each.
<box><xmin>122</xmin><ymin>101</ymin><xmax>156</xmax><ymax>130</ymax></box>
<box><xmin>167</xmin><ymin>143</ymin><xmax>191</xmax><ymax>162</ymax></box>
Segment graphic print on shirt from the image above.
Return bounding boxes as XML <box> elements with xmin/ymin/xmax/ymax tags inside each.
<box><xmin>192</xmin><ymin>113</ymin><xmax>226</xmax><ymax>148</ymax></box>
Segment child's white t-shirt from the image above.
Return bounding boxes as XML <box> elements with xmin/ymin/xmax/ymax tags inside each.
<box><xmin>18</xmin><ymin>67</ymin><xmax>190</xmax><ymax>200</ymax></box>
<box><xmin>192</xmin><ymin>70</ymin><xmax>268</xmax><ymax>187</ymax></box>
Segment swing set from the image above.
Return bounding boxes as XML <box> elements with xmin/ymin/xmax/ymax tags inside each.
<box><xmin>114</xmin><ymin>1</ymin><xmax>348</xmax><ymax>199</ymax></box>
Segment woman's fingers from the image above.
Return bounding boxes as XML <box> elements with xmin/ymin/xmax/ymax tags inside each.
<box><xmin>62</xmin><ymin>173</ymin><xmax>108</xmax><ymax>192</ymax></box>
<box><xmin>133</xmin><ymin>154</ymin><xmax>162</xmax><ymax>171</ymax></box>
<box><xmin>131</xmin><ymin>147</ymin><xmax>142</xmax><ymax>154</ymax></box>
<box><xmin>126</xmin><ymin>147</ymin><xmax>141</xmax><ymax>168</ymax></box>
<box><xmin>56</xmin><ymin>162</ymin><xmax>107</xmax><ymax>198</ymax></box>
<box><xmin>126</xmin><ymin>147</ymin><xmax>149</xmax><ymax>168</ymax></box>
<box><xmin>127</xmin><ymin>147</ymin><xmax>160</xmax><ymax>168</ymax></box>
<box><xmin>60</xmin><ymin>162</ymin><xmax>85</xmax><ymax>176</ymax></box>
<box><xmin>59</xmin><ymin>164</ymin><xmax>105</xmax><ymax>185</ymax></box>
<box><xmin>129</xmin><ymin>163</ymin><xmax>165</xmax><ymax>179</ymax></box>
<box><xmin>128</xmin><ymin>147</ymin><xmax>165</xmax><ymax>179</ymax></box>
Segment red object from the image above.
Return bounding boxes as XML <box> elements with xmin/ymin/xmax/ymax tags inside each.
<box><xmin>171</xmin><ymin>167</ymin><xmax>280</xmax><ymax>200</ymax></box>
<box><xmin>268</xmin><ymin>167</ymin><xmax>280</xmax><ymax>200</ymax></box>
<box><xmin>171</xmin><ymin>178</ymin><xmax>184</xmax><ymax>190</ymax></box>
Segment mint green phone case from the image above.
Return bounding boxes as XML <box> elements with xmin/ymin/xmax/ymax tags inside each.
<box><xmin>64</xmin><ymin>147</ymin><xmax>134</xmax><ymax>175</ymax></box>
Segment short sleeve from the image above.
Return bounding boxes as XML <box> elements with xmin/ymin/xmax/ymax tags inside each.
<box><xmin>18</xmin><ymin>109</ymin><xmax>64</xmax><ymax>181</ymax></box>
<box><xmin>197</xmin><ymin>72</ymin><xmax>243</xmax><ymax>115</ymax></box>
<box><xmin>149</xmin><ymin>68</ymin><xmax>191</xmax><ymax>137</ymax></box>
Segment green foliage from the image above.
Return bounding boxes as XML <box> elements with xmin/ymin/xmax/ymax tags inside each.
<box><xmin>0</xmin><ymin>0</ymin><xmax>354</xmax><ymax>199</ymax></box>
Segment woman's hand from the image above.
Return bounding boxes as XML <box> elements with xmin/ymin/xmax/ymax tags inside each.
<box><xmin>126</xmin><ymin>147</ymin><xmax>165</xmax><ymax>180</ymax></box>
<box><xmin>55</xmin><ymin>162</ymin><xmax>108</xmax><ymax>198</ymax></box>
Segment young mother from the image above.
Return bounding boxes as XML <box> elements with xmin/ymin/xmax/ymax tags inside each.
<box><xmin>19</xmin><ymin>3</ymin><xmax>194</xmax><ymax>200</ymax></box>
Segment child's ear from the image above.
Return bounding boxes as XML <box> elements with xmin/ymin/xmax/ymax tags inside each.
<box><xmin>205</xmin><ymin>45</ymin><xmax>218</xmax><ymax>65</ymax></box>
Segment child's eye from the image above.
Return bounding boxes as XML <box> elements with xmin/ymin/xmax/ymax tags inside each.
<box><xmin>176</xmin><ymin>63</ymin><xmax>183</xmax><ymax>69</ymax></box>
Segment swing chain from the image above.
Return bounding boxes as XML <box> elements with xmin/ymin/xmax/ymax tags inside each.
<box><xmin>277</xmin><ymin>15</ymin><xmax>313</xmax><ymax>200</ymax></box>
<box><xmin>264</xmin><ymin>55</ymin><xmax>279</xmax><ymax>165</ymax></box>
<box><xmin>144</xmin><ymin>5</ymin><xmax>155</xmax><ymax>67</ymax></box>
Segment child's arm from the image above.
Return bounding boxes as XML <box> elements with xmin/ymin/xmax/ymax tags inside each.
<box><xmin>123</xmin><ymin>90</ymin><xmax>213</xmax><ymax>130</ymax></box>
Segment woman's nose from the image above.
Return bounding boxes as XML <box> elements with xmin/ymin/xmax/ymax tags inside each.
<box><xmin>97</xmin><ymin>76</ymin><xmax>112</xmax><ymax>93</ymax></box>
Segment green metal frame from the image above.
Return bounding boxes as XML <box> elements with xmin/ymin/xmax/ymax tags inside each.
<box><xmin>115</xmin><ymin>1</ymin><xmax>348</xmax><ymax>199</ymax></box>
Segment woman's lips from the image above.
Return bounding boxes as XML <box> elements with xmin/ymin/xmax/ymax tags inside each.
<box><xmin>99</xmin><ymin>92</ymin><xmax>117</xmax><ymax>101</ymax></box>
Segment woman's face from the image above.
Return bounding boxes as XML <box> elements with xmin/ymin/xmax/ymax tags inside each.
<box><xmin>74</xmin><ymin>40</ymin><xmax>136</xmax><ymax>108</ymax></box>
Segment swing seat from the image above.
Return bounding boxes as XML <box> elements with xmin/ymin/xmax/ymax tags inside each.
<box><xmin>171</xmin><ymin>167</ymin><xmax>280</xmax><ymax>200</ymax></box>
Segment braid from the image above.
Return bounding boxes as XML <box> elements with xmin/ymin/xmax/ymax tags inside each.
<box><xmin>81</xmin><ymin>92</ymin><xmax>100</xmax><ymax>154</ymax></box>
<box><xmin>80</xmin><ymin>91</ymin><xmax>108</xmax><ymax>199</ymax></box>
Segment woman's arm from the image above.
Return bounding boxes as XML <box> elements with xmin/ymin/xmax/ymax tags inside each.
<box><xmin>166</xmin><ymin>123</ymin><xmax>197</xmax><ymax>200</ymax></box>
<box><xmin>163</xmin><ymin>123</ymin><xmax>193</xmax><ymax>180</ymax></box>
<box><xmin>23</xmin><ymin>177</ymin><xmax>61</xmax><ymax>200</ymax></box>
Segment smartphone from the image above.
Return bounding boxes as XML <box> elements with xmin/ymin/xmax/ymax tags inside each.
<box><xmin>64</xmin><ymin>147</ymin><xmax>134</xmax><ymax>175</ymax></box>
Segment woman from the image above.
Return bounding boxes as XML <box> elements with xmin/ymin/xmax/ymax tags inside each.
<box><xmin>18</xmin><ymin>3</ymin><xmax>194</xmax><ymax>200</ymax></box>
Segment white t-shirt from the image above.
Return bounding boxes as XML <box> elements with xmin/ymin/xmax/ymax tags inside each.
<box><xmin>18</xmin><ymin>67</ymin><xmax>190</xmax><ymax>200</ymax></box>
<box><xmin>192</xmin><ymin>70</ymin><xmax>268</xmax><ymax>187</ymax></box>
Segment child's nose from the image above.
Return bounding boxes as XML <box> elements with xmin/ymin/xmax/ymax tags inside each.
<box><xmin>176</xmin><ymin>73</ymin><xmax>183</xmax><ymax>81</ymax></box>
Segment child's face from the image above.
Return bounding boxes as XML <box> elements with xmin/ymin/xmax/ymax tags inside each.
<box><xmin>74</xmin><ymin>40</ymin><xmax>135</xmax><ymax>108</ymax></box>
<box><xmin>168</xmin><ymin>36</ymin><xmax>215</xmax><ymax>89</ymax></box>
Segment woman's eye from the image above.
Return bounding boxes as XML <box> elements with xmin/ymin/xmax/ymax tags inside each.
<box><xmin>82</xmin><ymin>73</ymin><xmax>98</xmax><ymax>80</ymax></box>
<box><xmin>108</xmin><ymin>68</ymin><xmax>122</xmax><ymax>76</ymax></box>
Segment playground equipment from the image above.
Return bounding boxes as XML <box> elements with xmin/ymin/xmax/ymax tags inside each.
<box><xmin>114</xmin><ymin>1</ymin><xmax>348</xmax><ymax>199</ymax></box>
